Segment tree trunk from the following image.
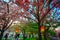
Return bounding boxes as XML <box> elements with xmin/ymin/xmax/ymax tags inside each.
<box><xmin>44</xmin><ymin>28</ymin><xmax>50</xmax><ymax>40</ymax></box>
<box><xmin>38</xmin><ymin>23</ymin><xmax>42</xmax><ymax>40</ymax></box>
<box><xmin>44</xmin><ymin>30</ymin><xmax>47</xmax><ymax>40</ymax></box>
<box><xmin>0</xmin><ymin>30</ymin><xmax>4</xmax><ymax>40</ymax></box>
<box><xmin>31</xmin><ymin>32</ymin><xmax>34</xmax><ymax>38</ymax></box>
<box><xmin>23</xmin><ymin>29</ymin><xmax>26</xmax><ymax>40</ymax></box>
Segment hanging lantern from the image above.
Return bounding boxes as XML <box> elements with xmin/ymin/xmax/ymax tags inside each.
<box><xmin>15</xmin><ymin>29</ymin><xmax>19</xmax><ymax>32</ymax></box>
<box><xmin>40</xmin><ymin>26</ymin><xmax>45</xmax><ymax>32</ymax></box>
<box><xmin>15</xmin><ymin>27</ymin><xmax>19</xmax><ymax>33</ymax></box>
<box><xmin>28</xmin><ymin>32</ymin><xmax>30</xmax><ymax>34</ymax></box>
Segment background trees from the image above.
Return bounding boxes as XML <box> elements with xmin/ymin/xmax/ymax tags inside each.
<box><xmin>0</xmin><ymin>0</ymin><xmax>60</xmax><ymax>40</ymax></box>
<box><xmin>15</xmin><ymin>0</ymin><xmax>56</xmax><ymax>40</ymax></box>
<box><xmin>0</xmin><ymin>1</ymin><xmax>20</xmax><ymax>40</ymax></box>
<box><xmin>11</xmin><ymin>20</ymin><xmax>38</xmax><ymax>40</ymax></box>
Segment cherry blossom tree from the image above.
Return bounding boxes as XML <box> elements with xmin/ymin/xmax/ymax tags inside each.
<box><xmin>15</xmin><ymin>0</ymin><xmax>60</xmax><ymax>40</ymax></box>
<box><xmin>0</xmin><ymin>1</ymin><xmax>21</xmax><ymax>40</ymax></box>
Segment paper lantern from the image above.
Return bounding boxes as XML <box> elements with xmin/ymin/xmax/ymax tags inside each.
<box><xmin>40</xmin><ymin>26</ymin><xmax>45</xmax><ymax>32</ymax></box>
<box><xmin>16</xmin><ymin>29</ymin><xmax>19</xmax><ymax>32</ymax></box>
<box><xmin>15</xmin><ymin>28</ymin><xmax>19</xmax><ymax>33</ymax></box>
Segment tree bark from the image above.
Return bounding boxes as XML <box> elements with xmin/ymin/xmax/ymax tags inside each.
<box><xmin>43</xmin><ymin>28</ymin><xmax>50</xmax><ymax>40</ymax></box>
<box><xmin>23</xmin><ymin>29</ymin><xmax>26</xmax><ymax>40</ymax></box>
<box><xmin>38</xmin><ymin>22</ymin><xmax>42</xmax><ymax>40</ymax></box>
<box><xmin>44</xmin><ymin>30</ymin><xmax>47</xmax><ymax>40</ymax></box>
<box><xmin>31</xmin><ymin>33</ymin><xmax>34</xmax><ymax>38</ymax></box>
<box><xmin>0</xmin><ymin>30</ymin><xmax>4</xmax><ymax>40</ymax></box>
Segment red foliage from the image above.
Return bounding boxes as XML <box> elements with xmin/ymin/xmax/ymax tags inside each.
<box><xmin>24</xmin><ymin>5</ymin><xmax>29</xmax><ymax>10</ymax></box>
<box><xmin>15</xmin><ymin>0</ymin><xmax>30</xmax><ymax>6</ymax></box>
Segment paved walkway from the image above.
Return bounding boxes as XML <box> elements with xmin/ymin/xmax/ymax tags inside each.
<box><xmin>49</xmin><ymin>35</ymin><xmax>59</xmax><ymax>40</ymax></box>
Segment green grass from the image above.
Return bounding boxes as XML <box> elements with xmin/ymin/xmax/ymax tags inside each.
<box><xmin>2</xmin><ymin>36</ymin><xmax>51</xmax><ymax>40</ymax></box>
<box><xmin>2</xmin><ymin>38</ymin><xmax>51</xmax><ymax>40</ymax></box>
<box><xmin>25</xmin><ymin>38</ymin><xmax>36</xmax><ymax>40</ymax></box>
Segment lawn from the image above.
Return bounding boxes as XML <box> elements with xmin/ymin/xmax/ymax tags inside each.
<box><xmin>25</xmin><ymin>38</ymin><xmax>36</xmax><ymax>40</ymax></box>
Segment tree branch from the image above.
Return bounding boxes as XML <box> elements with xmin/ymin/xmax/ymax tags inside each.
<box><xmin>4</xmin><ymin>20</ymin><xmax>13</xmax><ymax>31</ymax></box>
<box><xmin>40</xmin><ymin>2</ymin><xmax>59</xmax><ymax>22</ymax></box>
<box><xmin>23</xmin><ymin>16</ymin><xmax>38</xmax><ymax>23</ymax></box>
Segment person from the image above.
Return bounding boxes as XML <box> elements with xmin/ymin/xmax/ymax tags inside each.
<box><xmin>15</xmin><ymin>33</ymin><xmax>20</xmax><ymax>40</ymax></box>
<box><xmin>58</xmin><ymin>33</ymin><xmax>60</xmax><ymax>38</ymax></box>
<box><xmin>4</xmin><ymin>33</ymin><xmax>9</xmax><ymax>40</ymax></box>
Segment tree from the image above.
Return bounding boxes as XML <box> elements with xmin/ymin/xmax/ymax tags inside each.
<box><xmin>26</xmin><ymin>21</ymin><xmax>38</xmax><ymax>33</ymax></box>
<box><xmin>15</xmin><ymin>0</ymin><xmax>60</xmax><ymax>40</ymax></box>
<box><xmin>0</xmin><ymin>1</ymin><xmax>20</xmax><ymax>40</ymax></box>
<box><xmin>26</xmin><ymin>21</ymin><xmax>38</xmax><ymax>38</ymax></box>
<box><xmin>11</xmin><ymin>20</ymin><xmax>38</xmax><ymax>40</ymax></box>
